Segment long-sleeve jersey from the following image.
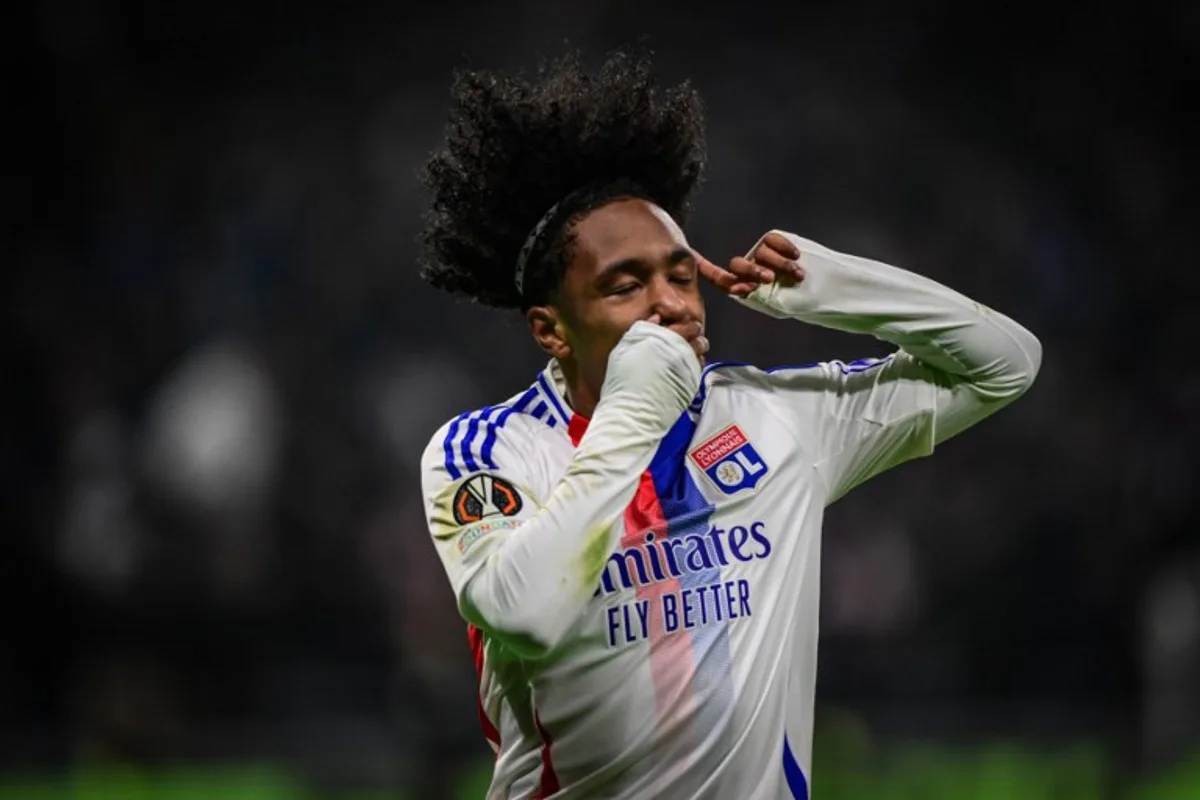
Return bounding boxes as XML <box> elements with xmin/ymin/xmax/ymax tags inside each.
<box><xmin>420</xmin><ymin>232</ymin><xmax>1042</xmax><ymax>799</ymax></box>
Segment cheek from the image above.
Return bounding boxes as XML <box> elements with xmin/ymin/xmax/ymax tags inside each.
<box><xmin>568</xmin><ymin>294</ymin><xmax>658</xmax><ymax>353</ymax></box>
<box><xmin>574</xmin><ymin>312</ymin><xmax>636</xmax><ymax>361</ymax></box>
<box><xmin>594</xmin><ymin>318</ymin><xmax>636</xmax><ymax>356</ymax></box>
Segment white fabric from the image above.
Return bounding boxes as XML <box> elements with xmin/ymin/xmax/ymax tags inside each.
<box><xmin>420</xmin><ymin>231</ymin><xmax>1041</xmax><ymax>799</ymax></box>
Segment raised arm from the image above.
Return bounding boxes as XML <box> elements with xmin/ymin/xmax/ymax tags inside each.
<box><xmin>421</xmin><ymin>322</ymin><xmax>701</xmax><ymax>658</ymax></box>
<box><xmin>704</xmin><ymin>231</ymin><xmax>1042</xmax><ymax>502</ymax></box>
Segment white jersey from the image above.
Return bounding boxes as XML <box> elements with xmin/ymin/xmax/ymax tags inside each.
<box><xmin>420</xmin><ymin>232</ymin><xmax>1042</xmax><ymax>799</ymax></box>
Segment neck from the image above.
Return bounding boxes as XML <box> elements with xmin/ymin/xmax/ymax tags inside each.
<box><xmin>556</xmin><ymin>358</ymin><xmax>600</xmax><ymax>420</ymax></box>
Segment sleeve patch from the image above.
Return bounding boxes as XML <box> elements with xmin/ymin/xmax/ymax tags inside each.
<box><xmin>457</xmin><ymin>517</ymin><xmax>521</xmax><ymax>555</ymax></box>
<box><xmin>452</xmin><ymin>473</ymin><xmax>525</xmax><ymax>525</ymax></box>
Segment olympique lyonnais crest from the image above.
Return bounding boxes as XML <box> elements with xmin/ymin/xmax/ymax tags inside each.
<box><xmin>688</xmin><ymin>424</ymin><xmax>769</xmax><ymax>495</ymax></box>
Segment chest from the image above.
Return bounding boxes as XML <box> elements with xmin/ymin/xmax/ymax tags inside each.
<box><xmin>548</xmin><ymin>405</ymin><xmax>820</xmax><ymax>651</ymax></box>
<box><xmin>535</xmin><ymin>403</ymin><xmax>812</xmax><ymax>521</ymax></box>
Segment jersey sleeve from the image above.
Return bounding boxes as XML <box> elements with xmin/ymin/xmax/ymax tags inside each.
<box><xmin>748</xmin><ymin>354</ymin><xmax>943</xmax><ymax>504</ymax></box>
<box><xmin>421</xmin><ymin>412</ymin><xmax>547</xmax><ymax>621</ymax></box>
<box><xmin>724</xmin><ymin>230</ymin><xmax>1042</xmax><ymax>505</ymax></box>
<box><xmin>420</xmin><ymin>379</ymin><xmax>682</xmax><ymax>658</ymax></box>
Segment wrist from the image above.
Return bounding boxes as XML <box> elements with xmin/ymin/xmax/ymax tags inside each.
<box><xmin>589</xmin><ymin>389</ymin><xmax>683</xmax><ymax>439</ymax></box>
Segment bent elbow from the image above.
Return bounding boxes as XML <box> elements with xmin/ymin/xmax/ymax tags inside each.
<box><xmin>971</xmin><ymin>326</ymin><xmax>1042</xmax><ymax>403</ymax></box>
<box><xmin>1012</xmin><ymin>327</ymin><xmax>1043</xmax><ymax>397</ymax></box>
<box><xmin>472</xmin><ymin>610</ymin><xmax>566</xmax><ymax>660</ymax></box>
<box><xmin>460</xmin><ymin>584</ymin><xmax>571</xmax><ymax>660</ymax></box>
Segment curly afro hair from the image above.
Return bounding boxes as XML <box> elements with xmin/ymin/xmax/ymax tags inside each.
<box><xmin>419</xmin><ymin>46</ymin><xmax>707</xmax><ymax>310</ymax></box>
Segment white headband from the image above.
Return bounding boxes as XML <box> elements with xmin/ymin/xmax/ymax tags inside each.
<box><xmin>514</xmin><ymin>201</ymin><xmax>562</xmax><ymax>296</ymax></box>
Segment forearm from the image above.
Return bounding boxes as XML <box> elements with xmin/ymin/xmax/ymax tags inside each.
<box><xmin>460</xmin><ymin>394</ymin><xmax>662</xmax><ymax>657</ymax></box>
<box><xmin>756</xmin><ymin>232</ymin><xmax>1042</xmax><ymax>398</ymax></box>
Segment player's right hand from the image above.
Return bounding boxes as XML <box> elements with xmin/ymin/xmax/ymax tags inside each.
<box><xmin>646</xmin><ymin>312</ymin><xmax>709</xmax><ymax>363</ymax></box>
<box><xmin>601</xmin><ymin>319</ymin><xmax>703</xmax><ymax>427</ymax></box>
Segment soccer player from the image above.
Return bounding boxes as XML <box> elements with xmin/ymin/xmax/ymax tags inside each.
<box><xmin>418</xmin><ymin>49</ymin><xmax>1041</xmax><ymax>799</ymax></box>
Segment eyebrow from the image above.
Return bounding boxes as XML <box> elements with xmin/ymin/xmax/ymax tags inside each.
<box><xmin>594</xmin><ymin>247</ymin><xmax>695</xmax><ymax>287</ymax></box>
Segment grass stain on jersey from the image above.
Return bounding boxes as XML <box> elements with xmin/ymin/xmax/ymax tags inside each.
<box><xmin>578</xmin><ymin>523</ymin><xmax>615</xmax><ymax>594</ymax></box>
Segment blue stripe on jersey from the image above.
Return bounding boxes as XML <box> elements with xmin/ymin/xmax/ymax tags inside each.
<box><xmin>459</xmin><ymin>405</ymin><xmax>499</xmax><ymax>473</ymax></box>
<box><xmin>536</xmin><ymin>372</ymin><xmax>570</xmax><ymax>426</ymax></box>
<box><xmin>480</xmin><ymin>387</ymin><xmax>538</xmax><ymax>470</ymax></box>
<box><xmin>783</xmin><ymin>734</ymin><xmax>809</xmax><ymax>799</ymax></box>
<box><xmin>764</xmin><ymin>355</ymin><xmax>894</xmax><ymax>375</ymax></box>
<box><xmin>847</xmin><ymin>354</ymin><xmax>894</xmax><ymax>372</ymax></box>
<box><xmin>763</xmin><ymin>362</ymin><xmax>817</xmax><ymax>374</ymax></box>
<box><xmin>442</xmin><ymin>411</ymin><xmax>473</xmax><ymax>480</ymax></box>
<box><xmin>689</xmin><ymin>361</ymin><xmax>750</xmax><ymax>412</ymax></box>
<box><xmin>514</xmin><ymin>387</ymin><xmax>539</xmax><ymax>413</ymax></box>
<box><xmin>647</xmin><ymin>414</ymin><xmax>735</xmax><ymax>737</ymax></box>
<box><xmin>690</xmin><ymin>355</ymin><xmax>897</xmax><ymax>413</ymax></box>
<box><xmin>529</xmin><ymin>400</ymin><xmax>548</xmax><ymax>420</ymax></box>
<box><xmin>441</xmin><ymin>384</ymin><xmax>551</xmax><ymax>479</ymax></box>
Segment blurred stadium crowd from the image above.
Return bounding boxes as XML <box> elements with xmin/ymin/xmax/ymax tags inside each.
<box><xmin>6</xmin><ymin>0</ymin><xmax>1197</xmax><ymax>796</ymax></box>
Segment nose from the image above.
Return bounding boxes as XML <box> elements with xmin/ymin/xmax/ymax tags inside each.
<box><xmin>648</xmin><ymin>274</ymin><xmax>689</xmax><ymax>322</ymax></box>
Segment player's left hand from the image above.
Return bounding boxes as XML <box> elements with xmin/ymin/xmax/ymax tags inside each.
<box><xmin>697</xmin><ymin>231</ymin><xmax>805</xmax><ymax>298</ymax></box>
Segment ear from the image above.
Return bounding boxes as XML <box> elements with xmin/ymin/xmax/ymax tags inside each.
<box><xmin>526</xmin><ymin>305</ymin><xmax>572</xmax><ymax>360</ymax></box>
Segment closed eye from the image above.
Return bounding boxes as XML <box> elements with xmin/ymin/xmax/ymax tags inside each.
<box><xmin>670</xmin><ymin>260</ymin><xmax>697</xmax><ymax>285</ymax></box>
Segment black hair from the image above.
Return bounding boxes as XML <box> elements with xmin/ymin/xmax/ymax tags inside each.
<box><xmin>419</xmin><ymin>46</ymin><xmax>707</xmax><ymax>310</ymax></box>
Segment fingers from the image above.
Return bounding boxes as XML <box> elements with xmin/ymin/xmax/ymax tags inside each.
<box><xmin>698</xmin><ymin>254</ymin><xmax>758</xmax><ymax>297</ymax></box>
<box><xmin>726</xmin><ymin>249</ymin><xmax>801</xmax><ymax>290</ymax></box>
<box><xmin>760</xmin><ymin>231</ymin><xmax>800</xmax><ymax>259</ymax></box>
<box><xmin>696</xmin><ymin>255</ymin><xmax>740</xmax><ymax>291</ymax></box>
<box><xmin>748</xmin><ymin>242</ymin><xmax>804</xmax><ymax>282</ymax></box>
<box><xmin>729</xmin><ymin>256</ymin><xmax>772</xmax><ymax>284</ymax></box>
<box><xmin>696</xmin><ymin>236</ymin><xmax>805</xmax><ymax>298</ymax></box>
<box><xmin>670</xmin><ymin>319</ymin><xmax>704</xmax><ymax>343</ymax></box>
<box><xmin>677</xmin><ymin>320</ymin><xmax>710</xmax><ymax>361</ymax></box>
<box><xmin>721</xmin><ymin>273</ymin><xmax>761</xmax><ymax>297</ymax></box>
<box><xmin>646</xmin><ymin>316</ymin><xmax>709</xmax><ymax>360</ymax></box>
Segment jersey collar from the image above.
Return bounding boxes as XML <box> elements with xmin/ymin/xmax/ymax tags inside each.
<box><xmin>535</xmin><ymin>360</ymin><xmax>585</xmax><ymax>439</ymax></box>
<box><xmin>538</xmin><ymin>359</ymin><xmax>708</xmax><ymax>447</ymax></box>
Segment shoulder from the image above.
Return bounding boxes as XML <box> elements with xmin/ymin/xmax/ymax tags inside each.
<box><xmin>690</xmin><ymin>356</ymin><xmax>897</xmax><ymax>410</ymax></box>
<box><xmin>689</xmin><ymin>356</ymin><xmax>898</xmax><ymax>421</ymax></box>
<box><xmin>420</xmin><ymin>383</ymin><xmax>564</xmax><ymax>486</ymax></box>
<box><xmin>687</xmin><ymin>359</ymin><xmax>818</xmax><ymax>412</ymax></box>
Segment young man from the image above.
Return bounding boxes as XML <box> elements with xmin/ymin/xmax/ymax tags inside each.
<box><xmin>418</xmin><ymin>49</ymin><xmax>1041</xmax><ymax>799</ymax></box>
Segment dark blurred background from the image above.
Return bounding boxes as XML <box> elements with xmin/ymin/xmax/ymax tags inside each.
<box><xmin>5</xmin><ymin>1</ymin><xmax>1198</xmax><ymax>797</ymax></box>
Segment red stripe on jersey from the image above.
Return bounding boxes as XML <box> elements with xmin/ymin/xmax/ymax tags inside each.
<box><xmin>467</xmin><ymin>624</ymin><xmax>502</xmax><ymax>752</ymax></box>
<box><xmin>625</xmin><ymin>471</ymin><xmax>667</xmax><ymax>539</ymax></box>
<box><xmin>570</xmin><ymin>412</ymin><xmax>697</xmax><ymax>721</ymax></box>
<box><xmin>531</xmin><ymin>711</ymin><xmax>561</xmax><ymax>798</ymax></box>
<box><xmin>624</xmin><ymin>472</ymin><xmax>696</xmax><ymax>721</ymax></box>
<box><xmin>567</xmin><ymin>412</ymin><xmax>590</xmax><ymax>447</ymax></box>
